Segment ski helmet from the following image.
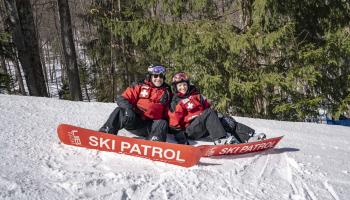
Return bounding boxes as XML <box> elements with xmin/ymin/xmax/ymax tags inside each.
<box><xmin>148</xmin><ymin>64</ymin><xmax>166</xmax><ymax>75</ymax></box>
<box><xmin>172</xmin><ymin>72</ymin><xmax>189</xmax><ymax>84</ymax></box>
<box><xmin>146</xmin><ymin>64</ymin><xmax>166</xmax><ymax>82</ymax></box>
<box><xmin>171</xmin><ymin>72</ymin><xmax>190</xmax><ymax>92</ymax></box>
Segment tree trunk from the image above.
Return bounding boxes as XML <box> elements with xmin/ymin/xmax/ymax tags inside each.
<box><xmin>13</xmin><ymin>54</ymin><xmax>26</xmax><ymax>95</ymax></box>
<box><xmin>81</xmin><ymin>49</ymin><xmax>90</xmax><ymax>102</ymax></box>
<box><xmin>0</xmin><ymin>57</ymin><xmax>8</xmax><ymax>75</ymax></box>
<box><xmin>241</xmin><ymin>0</ymin><xmax>253</xmax><ymax>32</ymax></box>
<box><xmin>40</xmin><ymin>40</ymin><xmax>50</xmax><ymax>97</ymax></box>
<box><xmin>54</xmin><ymin>57</ymin><xmax>60</xmax><ymax>96</ymax></box>
<box><xmin>5</xmin><ymin>59</ymin><xmax>15</xmax><ymax>92</ymax></box>
<box><xmin>4</xmin><ymin>0</ymin><xmax>48</xmax><ymax>97</ymax></box>
<box><xmin>46</xmin><ymin>43</ymin><xmax>53</xmax><ymax>83</ymax></box>
<box><xmin>0</xmin><ymin>56</ymin><xmax>12</xmax><ymax>94</ymax></box>
<box><xmin>52</xmin><ymin>3</ymin><xmax>66</xmax><ymax>83</ymax></box>
<box><xmin>57</xmin><ymin>0</ymin><xmax>82</xmax><ymax>101</ymax></box>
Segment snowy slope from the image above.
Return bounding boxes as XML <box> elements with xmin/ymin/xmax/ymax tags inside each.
<box><xmin>0</xmin><ymin>94</ymin><xmax>349</xmax><ymax>200</ymax></box>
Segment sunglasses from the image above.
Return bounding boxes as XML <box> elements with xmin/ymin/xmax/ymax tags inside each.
<box><xmin>152</xmin><ymin>74</ymin><xmax>165</xmax><ymax>79</ymax></box>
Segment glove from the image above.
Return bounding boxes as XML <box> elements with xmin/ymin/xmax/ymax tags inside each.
<box><xmin>174</xmin><ymin>131</ymin><xmax>189</xmax><ymax>145</ymax></box>
<box><xmin>123</xmin><ymin>108</ymin><xmax>136</xmax><ymax>127</ymax></box>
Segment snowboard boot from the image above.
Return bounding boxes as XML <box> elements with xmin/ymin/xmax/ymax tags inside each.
<box><xmin>214</xmin><ymin>133</ymin><xmax>239</xmax><ymax>145</ymax></box>
<box><xmin>99</xmin><ymin>126</ymin><xmax>110</xmax><ymax>133</ymax></box>
<box><xmin>98</xmin><ymin>126</ymin><xmax>118</xmax><ymax>135</ymax></box>
<box><xmin>248</xmin><ymin>133</ymin><xmax>266</xmax><ymax>142</ymax></box>
<box><xmin>149</xmin><ymin>135</ymin><xmax>161</xmax><ymax>142</ymax></box>
<box><xmin>174</xmin><ymin>131</ymin><xmax>189</xmax><ymax>145</ymax></box>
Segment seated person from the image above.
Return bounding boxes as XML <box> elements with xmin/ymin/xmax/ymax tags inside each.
<box><xmin>168</xmin><ymin>72</ymin><xmax>265</xmax><ymax>145</ymax></box>
<box><xmin>99</xmin><ymin>64</ymin><xmax>172</xmax><ymax>142</ymax></box>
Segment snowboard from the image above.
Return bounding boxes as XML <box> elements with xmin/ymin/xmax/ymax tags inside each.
<box><xmin>57</xmin><ymin>124</ymin><xmax>283</xmax><ymax>167</ymax></box>
<box><xmin>57</xmin><ymin>124</ymin><xmax>202</xmax><ymax>167</ymax></box>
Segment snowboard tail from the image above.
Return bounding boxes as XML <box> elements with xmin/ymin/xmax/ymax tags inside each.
<box><xmin>57</xmin><ymin>124</ymin><xmax>283</xmax><ymax>167</ymax></box>
<box><xmin>198</xmin><ymin>136</ymin><xmax>283</xmax><ymax>157</ymax></box>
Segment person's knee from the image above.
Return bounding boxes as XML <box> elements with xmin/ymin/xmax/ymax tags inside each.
<box><xmin>109</xmin><ymin>107</ymin><xmax>124</xmax><ymax>118</ymax></box>
<box><xmin>221</xmin><ymin>115</ymin><xmax>237</xmax><ymax>131</ymax></box>
<box><xmin>153</xmin><ymin>119</ymin><xmax>168</xmax><ymax>131</ymax></box>
<box><xmin>202</xmin><ymin>108</ymin><xmax>216</xmax><ymax>116</ymax></box>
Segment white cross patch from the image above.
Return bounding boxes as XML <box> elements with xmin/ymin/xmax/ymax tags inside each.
<box><xmin>140</xmin><ymin>90</ymin><xmax>149</xmax><ymax>97</ymax></box>
<box><xmin>187</xmin><ymin>102</ymin><xmax>194</xmax><ymax>110</ymax></box>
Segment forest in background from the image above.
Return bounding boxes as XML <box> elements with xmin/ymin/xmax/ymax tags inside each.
<box><xmin>0</xmin><ymin>0</ymin><xmax>349</xmax><ymax>121</ymax></box>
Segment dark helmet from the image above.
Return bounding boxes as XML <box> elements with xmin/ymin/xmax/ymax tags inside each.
<box><xmin>171</xmin><ymin>72</ymin><xmax>190</xmax><ymax>92</ymax></box>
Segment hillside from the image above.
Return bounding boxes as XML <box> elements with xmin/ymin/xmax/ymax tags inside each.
<box><xmin>0</xmin><ymin>94</ymin><xmax>349</xmax><ymax>200</ymax></box>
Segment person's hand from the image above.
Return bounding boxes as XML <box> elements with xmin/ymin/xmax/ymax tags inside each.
<box><xmin>123</xmin><ymin>108</ymin><xmax>136</xmax><ymax>126</ymax></box>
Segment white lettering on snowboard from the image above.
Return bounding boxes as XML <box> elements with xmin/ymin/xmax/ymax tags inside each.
<box><xmin>88</xmin><ymin>136</ymin><xmax>185</xmax><ymax>162</ymax></box>
<box><xmin>219</xmin><ymin>141</ymin><xmax>276</xmax><ymax>155</ymax></box>
<box><xmin>89</xmin><ymin>136</ymin><xmax>116</xmax><ymax>150</ymax></box>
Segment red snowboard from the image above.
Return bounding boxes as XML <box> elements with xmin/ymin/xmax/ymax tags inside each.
<box><xmin>57</xmin><ymin>124</ymin><xmax>283</xmax><ymax>167</ymax></box>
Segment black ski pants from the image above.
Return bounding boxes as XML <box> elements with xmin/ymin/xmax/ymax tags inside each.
<box><xmin>219</xmin><ymin>114</ymin><xmax>255</xmax><ymax>143</ymax></box>
<box><xmin>100</xmin><ymin>107</ymin><xmax>168</xmax><ymax>141</ymax></box>
<box><xmin>186</xmin><ymin>108</ymin><xmax>227</xmax><ymax>141</ymax></box>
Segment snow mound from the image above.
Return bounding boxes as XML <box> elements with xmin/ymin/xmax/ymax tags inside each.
<box><xmin>0</xmin><ymin>94</ymin><xmax>349</xmax><ymax>199</ymax></box>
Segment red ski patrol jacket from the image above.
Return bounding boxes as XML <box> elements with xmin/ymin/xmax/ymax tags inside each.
<box><xmin>117</xmin><ymin>80</ymin><xmax>172</xmax><ymax>120</ymax></box>
<box><xmin>169</xmin><ymin>85</ymin><xmax>210</xmax><ymax>129</ymax></box>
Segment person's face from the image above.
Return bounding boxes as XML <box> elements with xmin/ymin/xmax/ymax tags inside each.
<box><xmin>176</xmin><ymin>82</ymin><xmax>188</xmax><ymax>94</ymax></box>
<box><xmin>151</xmin><ymin>74</ymin><xmax>164</xmax><ymax>87</ymax></box>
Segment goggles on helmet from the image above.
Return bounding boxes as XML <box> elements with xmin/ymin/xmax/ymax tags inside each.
<box><xmin>172</xmin><ymin>72</ymin><xmax>189</xmax><ymax>84</ymax></box>
<box><xmin>148</xmin><ymin>65</ymin><xmax>166</xmax><ymax>75</ymax></box>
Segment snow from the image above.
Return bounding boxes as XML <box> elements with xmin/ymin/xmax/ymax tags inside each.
<box><xmin>1</xmin><ymin>94</ymin><xmax>350</xmax><ymax>200</ymax></box>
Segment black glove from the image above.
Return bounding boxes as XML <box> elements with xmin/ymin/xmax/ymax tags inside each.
<box><xmin>123</xmin><ymin>108</ymin><xmax>136</xmax><ymax>127</ymax></box>
<box><xmin>174</xmin><ymin>131</ymin><xmax>189</xmax><ymax>145</ymax></box>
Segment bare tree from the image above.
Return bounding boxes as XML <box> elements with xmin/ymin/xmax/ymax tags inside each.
<box><xmin>13</xmin><ymin>53</ymin><xmax>26</xmax><ymax>95</ymax></box>
<box><xmin>0</xmin><ymin>56</ymin><xmax>11</xmax><ymax>93</ymax></box>
<box><xmin>57</xmin><ymin>0</ymin><xmax>82</xmax><ymax>101</ymax></box>
<box><xmin>4</xmin><ymin>0</ymin><xmax>48</xmax><ymax>97</ymax></box>
<box><xmin>240</xmin><ymin>0</ymin><xmax>253</xmax><ymax>31</ymax></box>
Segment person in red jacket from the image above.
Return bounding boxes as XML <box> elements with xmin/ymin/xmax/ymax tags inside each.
<box><xmin>168</xmin><ymin>72</ymin><xmax>265</xmax><ymax>145</ymax></box>
<box><xmin>99</xmin><ymin>64</ymin><xmax>172</xmax><ymax>142</ymax></box>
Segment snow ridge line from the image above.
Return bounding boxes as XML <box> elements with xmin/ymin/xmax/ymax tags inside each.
<box><xmin>257</xmin><ymin>153</ymin><xmax>270</xmax><ymax>179</ymax></box>
<box><xmin>324</xmin><ymin>180</ymin><xmax>340</xmax><ymax>200</ymax></box>
<box><xmin>284</xmin><ymin>154</ymin><xmax>318</xmax><ymax>200</ymax></box>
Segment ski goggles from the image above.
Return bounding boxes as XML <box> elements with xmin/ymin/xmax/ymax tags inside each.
<box><xmin>148</xmin><ymin>65</ymin><xmax>166</xmax><ymax>75</ymax></box>
<box><xmin>172</xmin><ymin>72</ymin><xmax>189</xmax><ymax>83</ymax></box>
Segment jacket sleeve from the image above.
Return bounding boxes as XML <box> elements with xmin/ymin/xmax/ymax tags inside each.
<box><xmin>117</xmin><ymin>84</ymin><xmax>140</xmax><ymax>109</ymax></box>
<box><xmin>200</xmin><ymin>95</ymin><xmax>211</xmax><ymax>109</ymax></box>
<box><xmin>168</xmin><ymin>103</ymin><xmax>185</xmax><ymax>130</ymax></box>
<box><xmin>162</xmin><ymin>87</ymin><xmax>172</xmax><ymax>120</ymax></box>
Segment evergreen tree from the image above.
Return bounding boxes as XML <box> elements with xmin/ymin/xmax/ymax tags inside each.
<box><xmin>85</xmin><ymin>0</ymin><xmax>350</xmax><ymax>120</ymax></box>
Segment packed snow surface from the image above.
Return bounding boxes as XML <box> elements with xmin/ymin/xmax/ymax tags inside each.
<box><xmin>0</xmin><ymin>94</ymin><xmax>349</xmax><ymax>200</ymax></box>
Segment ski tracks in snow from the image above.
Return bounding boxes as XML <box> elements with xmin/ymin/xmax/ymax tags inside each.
<box><xmin>222</xmin><ymin>150</ymin><xmax>319</xmax><ymax>200</ymax></box>
<box><xmin>244</xmin><ymin>149</ymin><xmax>344</xmax><ymax>200</ymax></box>
<box><xmin>42</xmin><ymin>142</ymin><xmax>326</xmax><ymax>200</ymax></box>
<box><xmin>43</xmin><ymin>142</ymin><xmax>135</xmax><ymax>199</ymax></box>
<box><xmin>41</xmin><ymin>139</ymin><xmax>344</xmax><ymax>200</ymax></box>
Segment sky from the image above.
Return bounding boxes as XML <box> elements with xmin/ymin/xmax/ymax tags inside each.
<box><xmin>0</xmin><ymin>94</ymin><xmax>349</xmax><ymax>200</ymax></box>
